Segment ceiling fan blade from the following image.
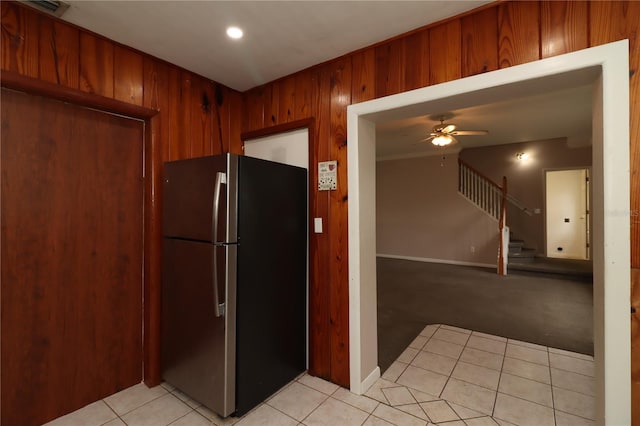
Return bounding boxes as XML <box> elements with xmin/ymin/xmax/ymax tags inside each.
<box><xmin>419</xmin><ymin>135</ymin><xmax>436</xmax><ymax>142</ymax></box>
<box><xmin>451</xmin><ymin>130</ymin><xmax>488</xmax><ymax>136</ymax></box>
<box><xmin>441</xmin><ymin>124</ymin><xmax>456</xmax><ymax>133</ymax></box>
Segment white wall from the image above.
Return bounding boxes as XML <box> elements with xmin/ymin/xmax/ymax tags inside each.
<box><xmin>244</xmin><ymin>128</ymin><xmax>309</xmax><ymax>168</ymax></box>
<box><xmin>377</xmin><ymin>154</ymin><xmax>498</xmax><ymax>266</ymax></box>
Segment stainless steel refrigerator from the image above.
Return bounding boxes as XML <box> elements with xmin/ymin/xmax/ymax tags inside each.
<box><xmin>161</xmin><ymin>153</ymin><xmax>307</xmax><ymax>417</ymax></box>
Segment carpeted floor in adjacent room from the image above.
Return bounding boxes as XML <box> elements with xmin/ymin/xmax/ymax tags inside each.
<box><xmin>377</xmin><ymin>257</ymin><xmax>593</xmax><ymax>373</ymax></box>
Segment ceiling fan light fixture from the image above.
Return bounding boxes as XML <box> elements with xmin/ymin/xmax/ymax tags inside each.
<box><xmin>432</xmin><ymin>134</ymin><xmax>454</xmax><ymax>146</ymax></box>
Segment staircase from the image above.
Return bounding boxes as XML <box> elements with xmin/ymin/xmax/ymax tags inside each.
<box><xmin>508</xmin><ymin>234</ymin><xmax>537</xmax><ymax>264</ymax></box>
<box><xmin>458</xmin><ymin>158</ymin><xmax>508</xmax><ymax>275</ymax></box>
<box><xmin>458</xmin><ymin>158</ymin><xmax>592</xmax><ymax>279</ymax></box>
<box><xmin>458</xmin><ymin>158</ymin><xmax>541</xmax><ymax>275</ymax></box>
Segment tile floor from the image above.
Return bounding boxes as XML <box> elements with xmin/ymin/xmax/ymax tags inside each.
<box><xmin>44</xmin><ymin>324</ymin><xmax>594</xmax><ymax>426</ymax></box>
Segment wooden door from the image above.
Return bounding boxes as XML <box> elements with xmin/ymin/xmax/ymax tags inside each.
<box><xmin>1</xmin><ymin>88</ymin><xmax>144</xmax><ymax>426</ymax></box>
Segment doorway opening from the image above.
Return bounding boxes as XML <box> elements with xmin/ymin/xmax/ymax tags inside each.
<box><xmin>545</xmin><ymin>168</ymin><xmax>590</xmax><ymax>260</ymax></box>
<box><xmin>347</xmin><ymin>40</ymin><xmax>630</xmax><ymax>424</ymax></box>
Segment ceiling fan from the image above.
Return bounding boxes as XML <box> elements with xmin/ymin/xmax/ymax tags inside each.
<box><xmin>421</xmin><ymin>118</ymin><xmax>488</xmax><ymax>146</ymax></box>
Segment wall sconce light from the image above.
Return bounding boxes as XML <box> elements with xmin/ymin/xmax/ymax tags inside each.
<box><xmin>516</xmin><ymin>152</ymin><xmax>529</xmax><ymax>160</ymax></box>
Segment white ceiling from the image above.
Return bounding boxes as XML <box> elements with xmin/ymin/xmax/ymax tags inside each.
<box><xmin>43</xmin><ymin>0</ymin><xmax>592</xmax><ymax>157</ymax></box>
<box><xmin>57</xmin><ymin>0</ymin><xmax>492</xmax><ymax>92</ymax></box>
<box><xmin>376</xmin><ymin>84</ymin><xmax>593</xmax><ymax>160</ymax></box>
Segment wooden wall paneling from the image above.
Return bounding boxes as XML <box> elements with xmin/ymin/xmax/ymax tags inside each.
<box><xmin>589</xmin><ymin>1</ymin><xmax>640</xmax><ymax>268</ymax></box>
<box><xmin>37</xmin><ymin>16</ymin><xmax>79</xmax><ymax>88</ymax></box>
<box><xmin>141</xmin><ymin>58</ymin><xmax>167</xmax><ymax>385</ymax></box>
<box><xmin>166</xmin><ymin>66</ymin><xmax>180</xmax><ymax>161</ymax></box>
<box><xmin>215</xmin><ymin>84</ymin><xmax>231</xmax><ymax>155</ymax></box>
<box><xmin>143</xmin><ymin>113</ymin><xmax>162</xmax><ymax>387</ymax></box>
<box><xmin>279</xmin><ymin>75</ymin><xmax>296</xmax><ymax>123</ymax></box>
<box><xmin>243</xmin><ymin>86</ymin><xmax>265</xmax><ymax>132</ymax></box>
<box><xmin>264</xmin><ymin>80</ymin><xmax>280</xmax><ymax>127</ymax></box>
<box><xmin>375</xmin><ymin>38</ymin><xmax>405</xmax><ymax>97</ymax></box>
<box><xmin>351</xmin><ymin>48</ymin><xmax>376</xmax><ymax>104</ymax></box>
<box><xmin>0</xmin><ymin>2</ymin><xmax>39</xmax><ymax>77</ymax></box>
<box><xmin>295</xmin><ymin>69</ymin><xmax>313</xmax><ymax>119</ymax></box>
<box><xmin>308</xmin><ymin>64</ymin><xmax>332</xmax><ymax>379</ymax></box>
<box><xmin>541</xmin><ymin>1</ymin><xmax>588</xmax><ymax>59</ymax></box>
<box><xmin>114</xmin><ymin>46</ymin><xmax>143</xmax><ymax>106</ymax></box>
<box><xmin>462</xmin><ymin>6</ymin><xmax>498</xmax><ymax>77</ymax></box>
<box><xmin>498</xmin><ymin>1</ymin><xmax>541</xmax><ymax>69</ymax></box>
<box><xmin>227</xmin><ymin>88</ymin><xmax>244</xmax><ymax>154</ymax></box>
<box><xmin>143</xmin><ymin>57</ymin><xmax>170</xmax><ymax>161</ymax></box>
<box><xmin>79</xmin><ymin>32</ymin><xmax>114</xmax><ymax>98</ymax></box>
<box><xmin>189</xmin><ymin>75</ymin><xmax>213</xmax><ymax>157</ymax></box>
<box><xmin>404</xmin><ymin>30</ymin><xmax>430</xmax><ymax>91</ymax></box>
<box><xmin>633</xmin><ymin>268</ymin><xmax>640</xmax><ymax>425</ymax></box>
<box><xmin>179</xmin><ymin>71</ymin><xmax>193</xmax><ymax>158</ymax></box>
<box><xmin>328</xmin><ymin>58</ymin><xmax>351</xmax><ymax>388</ymax></box>
<box><xmin>429</xmin><ymin>20</ymin><xmax>462</xmax><ymax>85</ymax></box>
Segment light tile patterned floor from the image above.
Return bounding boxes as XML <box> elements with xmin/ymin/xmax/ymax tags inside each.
<box><xmin>44</xmin><ymin>324</ymin><xmax>594</xmax><ymax>426</ymax></box>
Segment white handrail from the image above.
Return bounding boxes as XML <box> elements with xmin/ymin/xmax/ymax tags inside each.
<box><xmin>458</xmin><ymin>160</ymin><xmax>502</xmax><ymax>221</ymax></box>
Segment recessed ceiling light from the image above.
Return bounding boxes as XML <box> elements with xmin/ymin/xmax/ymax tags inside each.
<box><xmin>226</xmin><ymin>27</ymin><xmax>243</xmax><ymax>39</ymax></box>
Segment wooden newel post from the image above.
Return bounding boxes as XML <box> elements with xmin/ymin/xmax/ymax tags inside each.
<box><xmin>498</xmin><ymin>176</ymin><xmax>508</xmax><ymax>275</ymax></box>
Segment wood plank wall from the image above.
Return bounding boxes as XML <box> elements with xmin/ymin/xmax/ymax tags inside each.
<box><xmin>0</xmin><ymin>1</ymin><xmax>243</xmax><ymax>162</ymax></box>
<box><xmin>240</xmin><ymin>0</ymin><xmax>640</xmax><ymax>413</ymax></box>
<box><xmin>2</xmin><ymin>1</ymin><xmax>640</xmax><ymax>418</ymax></box>
<box><xmin>0</xmin><ymin>0</ymin><xmax>242</xmax><ymax>395</ymax></box>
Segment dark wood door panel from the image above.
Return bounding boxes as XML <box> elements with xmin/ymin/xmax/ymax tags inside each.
<box><xmin>1</xmin><ymin>88</ymin><xmax>144</xmax><ymax>426</ymax></box>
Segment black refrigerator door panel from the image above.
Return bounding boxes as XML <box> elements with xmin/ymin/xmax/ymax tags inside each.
<box><xmin>163</xmin><ymin>155</ymin><xmax>228</xmax><ymax>242</ymax></box>
<box><xmin>161</xmin><ymin>238</ymin><xmax>235</xmax><ymax>417</ymax></box>
<box><xmin>235</xmin><ymin>156</ymin><xmax>307</xmax><ymax>416</ymax></box>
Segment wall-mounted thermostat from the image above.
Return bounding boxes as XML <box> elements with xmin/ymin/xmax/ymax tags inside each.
<box><xmin>318</xmin><ymin>161</ymin><xmax>337</xmax><ymax>191</ymax></box>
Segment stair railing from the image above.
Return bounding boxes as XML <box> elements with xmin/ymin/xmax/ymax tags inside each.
<box><xmin>458</xmin><ymin>158</ymin><xmax>508</xmax><ymax>275</ymax></box>
<box><xmin>458</xmin><ymin>159</ymin><xmax>503</xmax><ymax>221</ymax></box>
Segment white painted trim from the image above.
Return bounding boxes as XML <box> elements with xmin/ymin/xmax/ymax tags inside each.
<box><xmin>347</xmin><ymin>40</ymin><xmax>630</xmax><ymax>424</ymax></box>
<box><xmin>359</xmin><ymin>366</ymin><xmax>380</xmax><ymax>395</ymax></box>
<box><xmin>377</xmin><ymin>254</ymin><xmax>495</xmax><ymax>270</ymax></box>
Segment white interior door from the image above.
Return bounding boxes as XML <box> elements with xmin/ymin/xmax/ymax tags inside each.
<box><xmin>243</xmin><ymin>128</ymin><xmax>309</xmax><ymax>168</ymax></box>
<box><xmin>545</xmin><ymin>168</ymin><xmax>589</xmax><ymax>260</ymax></box>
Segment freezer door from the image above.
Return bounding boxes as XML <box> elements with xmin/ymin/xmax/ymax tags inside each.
<box><xmin>161</xmin><ymin>238</ymin><xmax>236</xmax><ymax>417</ymax></box>
<box><xmin>163</xmin><ymin>155</ymin><xmax>231</xmax><ymax>242</ymax></box>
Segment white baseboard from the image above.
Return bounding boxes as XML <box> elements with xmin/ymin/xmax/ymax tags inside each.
<box><xmin>354</xmin><ymin>366</ymin><xmax>380</xmax><ymax>395</ymax></box>
<box><xmin>377</xmin><ymin>253</ymin><xmax>495</xmax><ymax>269</ymax></box>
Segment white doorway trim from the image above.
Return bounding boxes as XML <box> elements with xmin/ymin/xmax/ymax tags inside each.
<box><xmin>347</xmin><ymin>40</ymin><xmax>630</xmax><ymax>424</ymax></box>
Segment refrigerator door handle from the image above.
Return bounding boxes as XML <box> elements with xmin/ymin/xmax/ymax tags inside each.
<box><xmin>212</xmin><ymin>171</ymin><xmax>226</xmax><ymax>317</ymax></box>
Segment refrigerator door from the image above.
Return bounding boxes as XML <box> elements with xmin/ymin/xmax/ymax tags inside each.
<box><xmin>161</xmin><ymin>238</ymin><xmax>237</xmax><ymax>417</ymax></box>
<box><xmin>163</xmin><ymin>155</ymin><xmax>232</xmax><ymax>243</ymax></box>
<box><xmin>234</xmin><ymin>156</ymin><xmax>307</xmax><ymax>415</ymax></box>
